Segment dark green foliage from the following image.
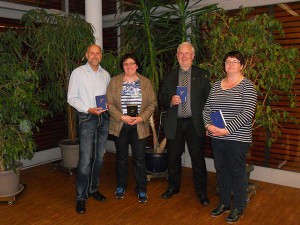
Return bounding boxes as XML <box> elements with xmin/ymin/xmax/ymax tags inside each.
<box><xmin>115</xmin><ymin>0</ymin><xmax>217</xmax><ymax>91</ymax></box>
<box><xmin>21</xmin><ymin>9</ymin><xmax>95</xmax><ymax>142</ymax></box>
<box><xmin>0</xmin><ymin>30</ymin><xmax>48</xmax><ymax>171</ymax></box>
<box><xmin>0</xmin><ymin>9</ymin><xmax>96</xmax><ymax>171</ymax></box>
<box><xmin>199</xmin><ymin>8</ymin><xmax>299</xmax><ymax>146</ymax></box>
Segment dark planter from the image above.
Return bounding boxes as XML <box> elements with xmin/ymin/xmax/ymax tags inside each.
<box><xmin>145</xmin><ymin>150</ymin><xmax>168</xmax><ymax>173</ymax></box>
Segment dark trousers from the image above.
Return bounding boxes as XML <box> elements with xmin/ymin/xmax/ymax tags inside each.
<box><xmin>114</xmin><ymin>124</ymin><xmax>147</xmax><ymax>193</ymax></box>
<box><xmin>211</xmin><ymin>138</ymin><xmax>249</xmax><ymax>211</ymax></box>
<box><xmin>167</xmin><ymin>118</ymin><xmax>208</xmax><ymax>197</ymax></box>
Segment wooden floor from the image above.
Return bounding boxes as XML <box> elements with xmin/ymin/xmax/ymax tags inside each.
<box><xmin>0</xmin><ymin>152</ymin><xmax>299</xmax><ymax>225</ymax></box>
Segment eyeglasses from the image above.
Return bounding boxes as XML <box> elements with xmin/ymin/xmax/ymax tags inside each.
<box><xmin>225</xmin><ymin>60</ymin><xmax>240</xmax><ymax>65</ymax></box>
<box><xmin>178</xmin><ymin>52</ymin><xmax>193</xmax><ymax>56</ymax></box>
<box><xmin>123</xmin><ymin>62</ymin><xmax>136</xmax><ymax>67</ymax></box>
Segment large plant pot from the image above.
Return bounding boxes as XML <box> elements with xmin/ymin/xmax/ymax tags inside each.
<box><xmin>145</xmin><ymin>150</ymin><xmax>168</xmax><ymax>173</ymax></box>
<box><xmin>58</xmin><ymin>139</ymin><xmax>79</xmax><ymax>169</ymax></box>
<box><xmin>0</xmin><ymin>161</ymin><xmax>23</xmax><ymax>196</ymax></box>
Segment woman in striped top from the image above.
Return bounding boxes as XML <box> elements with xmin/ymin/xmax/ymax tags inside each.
<box><xmin>203</xmin><ymin>51</ymin><xmax>257</xmax><ymax>223</ymax></box>
<box><xmin>107</xmin><ymin>53</ymin><xmax>157</xmax><ymax>203</ymax></box>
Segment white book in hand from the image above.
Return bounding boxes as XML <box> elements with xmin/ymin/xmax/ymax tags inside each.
<box><xmin>210</xmin><ymin>110</ymin><xmax>227</xmax><ymax>128</ymax></box>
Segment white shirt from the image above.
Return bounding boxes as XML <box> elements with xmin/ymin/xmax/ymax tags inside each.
<box><xmin>67</xmin><ymin>63</ymin><xmax>110</xmax><ymax>113</ymax></box>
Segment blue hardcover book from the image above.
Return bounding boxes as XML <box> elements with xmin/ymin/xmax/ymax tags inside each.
<box><xmin>176</xmin><ymin>86</ymin><xmax>188</xmax><ymax>103</ymax></box>
<box><xmin>210</xmin><ymin>110</ymin><xmax>227</xmax><ymax>128</ymax></box>
<box><xmin>95</xmin><ymin>95</ymin><xmax>108</xmax><ymax>110</ymax></box>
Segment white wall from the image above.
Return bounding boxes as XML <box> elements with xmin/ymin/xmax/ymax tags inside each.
<box><xmin>184</xmin><ymin>147</ymin><xmax>300</xmax><ymax>189</ymax></box>
<box><xmin>21</xmin><ymin>140</ymin><xmax>300</xmax><ymax>189</ymax></box>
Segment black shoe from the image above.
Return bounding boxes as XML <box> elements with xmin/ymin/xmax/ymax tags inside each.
<box><xmin>226</xmin><ymin>208</ymin><xmax>243</xmax><ymax>223</ymax></box>
<box><xmin>76</xmin><ymin>200</ymin><xmax>86</xmax><ymax>214</ymax></box>
<box><xmin>199</xmin><ymin>196</ymin><xmax>210</xmax><ymax>206</ymax></box>
<box><xmin>161</xmin><ymin>188</ymin><xmax>179</xmax><ymax>199</ymax></box>
<box><xmin>211</xmin><ymin>204</ymin><xmax>231</xmax><ymax>217</ymax></box>
<box><xmin>88</xmin><ymin>191</ymin><xmax>107</xmax><ymax>202</ymax></box>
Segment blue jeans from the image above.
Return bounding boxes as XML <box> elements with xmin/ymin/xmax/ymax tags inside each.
<box><xmin>76</xmin><ymin>112</ymin><xmax>109</xmax><ymax>201</ymax></box>
<box><xmin>211</xmin><ymin>138</ymin><xmax>250</xmax><ymax>211</ymax></box>
<box><xmin>114</xmin><ymin>124</ymin><xmax>147</xmax><ymax>193</ymax></box>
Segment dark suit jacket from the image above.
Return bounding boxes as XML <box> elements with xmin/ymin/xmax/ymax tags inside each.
<box><xmin>158</xmin><ymin>65</ymin><xmax>211</xmax><ymax>139</ymax></box>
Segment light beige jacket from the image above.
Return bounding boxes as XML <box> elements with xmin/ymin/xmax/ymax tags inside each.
<box><xmin>106</xmin><ymin>73</ymin><xmax>157</xmax><ymax>139</ymax></box>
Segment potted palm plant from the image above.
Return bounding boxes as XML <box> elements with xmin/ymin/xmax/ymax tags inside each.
<box><xmin>115</xmin><ymin>0</ymin><xmax>217</xmax><ymax>175</ymax></box>
<box><xmin>116</xmin><ymin>0</ymin><xmax>217</xmax><ymax>91</ymax></box>
<box><xmin>20</xmin><ymin>9</ymin><xmax>95</xmax><ymax>169</ymax></box>
<box><xmin>0</xmin><ymin>30</ymin><xmax>48</xmax><ymax>199</ymax></box>
<box><xmin>145</xmin><ymin>112</ymin><xmax>168</xmax><ymax>176</ymax></box>
<box><xmin>116</xmin><ymin>0</ymin><xmax>167</xmax><ymax>176</ymax></box>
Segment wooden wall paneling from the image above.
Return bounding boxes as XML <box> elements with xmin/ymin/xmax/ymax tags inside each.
<box><xmin>242</xmin><ymin>3</ymin><xmax>300</xmax><ymax>172</ymax></box>
<box><xmin>0</xmin><ymin>17</ymin><xmax>21</xmax><ymax>32</ymax></box>
<box><xmin>2</xmin><ymin>0</ymin><xmax>46</xmax><ymax>7</ymax></box>
<box><xmin>1</xmin><ymin>0</ymin><xmax>113</xmax><ymax>15</ymax></box>
<box><xmin>103</xmin><ymin>27</ymin><xmax>118</xmax><ymax>51</ymax></box>
<box><xmin>272</xmin><ymin>3</ymin><xmax>300</xmax><ymax>172</ymax></box>
<box><xmin>33</xmin><ymin>113</ymin><xmax>68</xmax><ymax>151</ymax></box>
<box><xmin>275</xmin><ymin>10</ymin><xmax>300</xmax><ymax>46</ymax></box>
<box><xmin>103</xmin><ymin>0</ymin><xmax>116</xmax><ymax>15</ymax></box>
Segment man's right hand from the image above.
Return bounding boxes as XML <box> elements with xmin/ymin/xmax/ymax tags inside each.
<box><xmin>88</xmin><ymin>107</ymin><xmax>107</xmax><ymax>115</ymax></box>
<box><xmin>171</xmin><ymin>95</ymin><xmax>181</xmax><ymax>106</ymax></box>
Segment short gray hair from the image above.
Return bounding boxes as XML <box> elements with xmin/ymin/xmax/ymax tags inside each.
<box><xmin>177</xmin><ymin>42</ymin><xmax>195</xmax><ymax>54</ymax></box>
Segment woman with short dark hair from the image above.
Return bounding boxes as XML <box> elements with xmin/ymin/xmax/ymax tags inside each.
<box><xmin>107</xmin><ymin>53</ymin><xmax>157</xmax><ymax>203</ymax></box>
<box><xmin>203</xmin><ymin>51</ymin><xmax>257</xmax><ymax>223</ymax></box>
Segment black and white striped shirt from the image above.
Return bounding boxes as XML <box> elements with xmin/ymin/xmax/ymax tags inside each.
<box><xmin>121</xmin><ymin>79</ymin><xmax>142</xmax><ymax>115</ymax></box>
<box><xmin>203</xmin><ymin>78</ymin><xmax>257</xmax><ymax>143</ymax></box>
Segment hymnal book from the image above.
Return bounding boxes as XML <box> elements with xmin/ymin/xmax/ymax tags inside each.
<box><xmin>95</xmin><ymin>95</ymin><xmax>108</xmax><ymax>110</ymax></box>
<box><xmin>176</xmin><ymin>86</ymin><xmax>187</xmax><ymax>103</ymax></box>
<box><xmin>210</xmin><ymin>110</ymin><xmax>227</xmax><ymax>128</ymax></box>
<box><xmin>127</xmin><ymin>105</ymin><xmax>138</xmax><ymax>117</ymax></box>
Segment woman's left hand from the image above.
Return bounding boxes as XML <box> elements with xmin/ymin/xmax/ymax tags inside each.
<box><xmin>128</xmin><ymin>116</ymin><xmax>142</xmax><ymax>125</ymax></box>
